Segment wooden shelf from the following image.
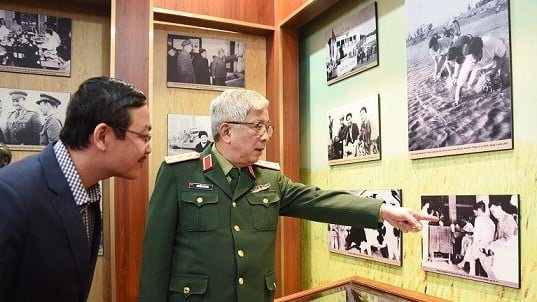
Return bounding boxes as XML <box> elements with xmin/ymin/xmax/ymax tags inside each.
<box><xmin>153</xmin><ymin>7</ymin><xmax>274</xmax><ymax>36</ymax></box>
<box><xmin>279</xmin><ymin>0</ymin><xmax>340</xmax><ymax>29</ymax></box>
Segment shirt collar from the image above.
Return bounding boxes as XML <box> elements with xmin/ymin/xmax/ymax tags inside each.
<box><xmin>53</xmin><ymin>140</ymin><xmax>101</xmax><ymax>206</ymax></box>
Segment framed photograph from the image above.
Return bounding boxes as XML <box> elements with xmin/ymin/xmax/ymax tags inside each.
<box><xmin>0</xmin><ymin>87</ymin><xmax>69</xmax><ymax>150</ymax></box>
<box><xmin>326</xmin><ymin>1</ymin><xmax>378</xmax><ymax>85</ymax></box>
<box><xmin>421</xmin><ymin>194</ymin><xmax>519</xmax><ymax>288</ymax></box>
<box><xmin>167</xmin><ymin>113</ymin><xmax>213</xmax><ymax>155</ymax></box>
<box><xmin>166</xmin><ymin>34</ymin><xmax>245</xmax><ymax>90</ymax></box>
<box><xmin>0</xmin><ymin>9</ymin><xmax>71</xmax><ymax>77</ymax></box>
<box><xmin>405</xmin><ymin>1</ymin><xmax>512</xmax><ymax>159</ymax></box>
<box><xmin>328</xmin><ymin>95</ymin><xmax>380</xmax><ymax>165</ymax></box>
<box><xmin>329</xmin><ymin>189</ymin><xmax>402</xmax><ymax>266</ymax></box>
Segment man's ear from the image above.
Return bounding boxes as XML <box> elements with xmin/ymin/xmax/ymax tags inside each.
<box><xmin>219</xmin><ymin>123</ymin><xmax>232</xmax><ymax>143</ymax></box>
<box><xmin>93</xmin><ymin>123</ymin><xmax>109</xmax><ymax>151</ymax></box>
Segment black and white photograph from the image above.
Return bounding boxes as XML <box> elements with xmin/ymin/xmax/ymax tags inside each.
<box><xmin>328</xmin><ymin>95</ymin><xmax>380</xmax><ymax>165</ymax></box>
<box><xmin>406</xmin><ymin>0</ymin><xmax>512</xmax><ymax>159</ymax></box>
<box><xmin>0</xmin><ymin>87</ymin><xmax>69</xmax><ymax>150</ymax></box>
<box><xmin>421</xmin><ymin>194</ymin><xmax>519</xmax><ymax>288</ymax></box>
<box><xmin>326</xmin><ymin>1</ymin><xmax>378</xmax><ymax>85</ymax></box>
<box><xmin>0</xmin><ymin>9</ymin><xmax>71</xmax><ymax>76</ymax></box>
<box><xmin>329</xmin><ymin>189</ymin><xmax>402</xmax><ymax>266</ymax></box>
<box><xmin>167</xmin><ymin>113</ymin><xmax>212</xmax><ymax>155</ymax></box>
<box><xmin>167</xmin><ymin>34</ymin><xmax>245</xmax><ymax>90</ymax></box>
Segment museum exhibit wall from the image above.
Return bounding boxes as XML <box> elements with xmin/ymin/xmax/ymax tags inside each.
<box><xmin>0</xmin><ymin>2</ymin><xmax>112</xmax><ymax>301</ymax></box>
<box><xmin>298</xmin><ymin>0</ymin><xmax>536</xmax><ymax>301</ymax></box>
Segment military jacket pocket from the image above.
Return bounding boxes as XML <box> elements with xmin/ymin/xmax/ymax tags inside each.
<box><xmin>168</xmin><ymin>274</ymin><xmax>208</xmax><ymax>301</ymax></box>
<box><xmin>264</xmin><ymin>270</ymin><xmax>277</xmax><ymax>301</ymax></box>
<box><xmin>246</xmin><ymin>192</ymin><xmax>280</xmax><ymax>231</ymax></box>
<box><xmin>181</xmin><ymin>191</ymin><xmax>219</xmax><ymax>231</ymax></box>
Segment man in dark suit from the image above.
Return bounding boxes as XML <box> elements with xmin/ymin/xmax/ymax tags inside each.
<box><xmin>138</xmin><ymin>89</ymin><xmax>437</xmax><ymax>301</ymax></box>
<box><xmin>0</xmin><ymin>77</ymin><xmax>152</xmax><ymax>302</ymax></box>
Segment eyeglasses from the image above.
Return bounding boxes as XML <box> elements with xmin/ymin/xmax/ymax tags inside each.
<box><xmin>109</xmin><ymin>125</ymin><xmax>152</xmax><ymax>143</ymax></box>
<box><xmin>226</xmin><ymin>121</ymin><xmax>274</xmax><ymax>137</ymax></box>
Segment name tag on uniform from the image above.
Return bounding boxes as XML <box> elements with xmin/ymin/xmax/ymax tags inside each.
<box><xmin>251</xmin><ymin>183</ymin><xmax>271</xmax><ymax>193</ymax></box>
<box><xmin>189</xmin><ymin>183</ymin><xmax>213</xmax><ymax>190</ymax></box>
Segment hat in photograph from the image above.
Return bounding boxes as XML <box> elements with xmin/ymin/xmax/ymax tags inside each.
<box><xmin>181</xmin><ymin>39</ymin><xmax>192</xmax><ymax>46</ymax></box>
<box><xmin>36</xmin><ymin>94</ymin><xmax>62</xmax><ymax>107</ymax></box>
<box><xmin>9</xmin><ymin>91</ymin><xmax>27</xmax><ymax>100</ymax></box>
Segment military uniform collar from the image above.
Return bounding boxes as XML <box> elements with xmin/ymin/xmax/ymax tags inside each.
<box><xmin>210</xmin><ymin>143</ymin><xmax>255</xmax><ymax>178</ymax></box>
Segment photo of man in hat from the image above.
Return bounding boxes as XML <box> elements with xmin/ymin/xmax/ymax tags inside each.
<box><xmin>5</xmin><ymin>90</ymin><xmax>42</xmax><ymax>145</ymax></box>
<box><xmin>37</xmin><ymin>93</ymin><xmax>62</xmax><ymax>145</ymax></box>
<box><xmin>176</xmin><ymin>38</ymin><xmax>196</xmax><ymax>83</ymax></box>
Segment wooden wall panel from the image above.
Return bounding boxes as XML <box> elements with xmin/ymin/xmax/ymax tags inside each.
<box><xmin>0</xmin><ymin>2</ymin><xmax>111</xmax><ymax>302</ymax></box>
<box><xmin>153</xmin><ymin>0</ymin><xmax>274</xmax><ymax>26</ymax></box>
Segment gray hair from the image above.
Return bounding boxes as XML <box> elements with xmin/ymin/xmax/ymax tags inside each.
<box><xmin>210</xmin><ymin>89</ymin><xmax>269</xmax><ymax>140</ymax></box>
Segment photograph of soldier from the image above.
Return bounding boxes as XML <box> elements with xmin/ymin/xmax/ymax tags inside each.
<box><xmin>167</xmin><ymin>34</ymin><xmax>245</xmax><ymax>89</ymax></box>
<box><xmin>0</xmin><ymin>87</ymin><xmax>68</xmax><ymax>148</ymax></box>
<box><xmin>167</xmin><ymin>113</ymin><xmax>212</xmax><ymax>155</ymax></box>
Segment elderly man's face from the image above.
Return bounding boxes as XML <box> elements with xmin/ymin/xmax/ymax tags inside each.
<box><xmin>227</xmin><ymin>108</ymin><xmax>271</xmax><ymax>167</ymax></box>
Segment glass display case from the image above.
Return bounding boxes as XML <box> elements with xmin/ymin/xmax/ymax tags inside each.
<box><xmin>275</xmin><ymin>276</ymin><xmax>450</xmax><ymax>302</ymax></box>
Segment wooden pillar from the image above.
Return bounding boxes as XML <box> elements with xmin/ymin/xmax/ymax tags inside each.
<box><xmin>110</xmin><ymin>0</ymin><xmax>151</xmax><ymax>301</ymax></box>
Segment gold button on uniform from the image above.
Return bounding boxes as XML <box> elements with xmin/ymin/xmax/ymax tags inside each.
<box><xmin>183</xmin><ymin>286</ymin><xmax>190</xmax><ymax>296</ymax></box>
<box><xmin>262</xmin><ymin>198</ymin><xmax>269</xmax><ymax>204</ymax></box>
<box><xmin>196</xmin><ymin>197</ymin><xmax>203</xmax><ymax>204</ymax></box>
<box><xmin>232</xmin><ymin>201</ymin><xmax>237</xmax><ymax>208</ymax></box>
<box><xmin>233</xmin><ymin>225</ymin><xmax>241</xmax><ymax>232</ymax></box>
<box><xmin>238</xmin><ymin>277</ymin><xmax>244</xmax><ymax>285</ymax></box>
<box><xmin>237</xmin><ymin>250</ymin><xmax>244</xmax><ymax>257</ymax></box>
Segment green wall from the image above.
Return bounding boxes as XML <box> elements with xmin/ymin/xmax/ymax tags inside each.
<box><xmin>298</xmin><ymin>0</ymin><xmax>536</xmax><ymax>300</ymax></box>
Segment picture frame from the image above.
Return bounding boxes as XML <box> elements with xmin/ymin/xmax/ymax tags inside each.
<box><xmin>405</xmin><ymin>0</ymin><xmax>513</xmax><ymax>159</ymax></box>
<box><xmin>328</xmin><ymin>95</ymin><xmax>381</xmax><ymax>165</ymax></box>
<box><xmin>421</xmin><ymin>194</ymin><xmax>520</xmax><ymax>288</ymax></box>
<box><xmin>329</xmin><ymin>189</ymin><xmax>402</xmax><ymax>266</ymax></box>
<box><xmin>0</xmin><ymin>87</ymin><xmax>69</xmax><ymax>151</ymax></box>
<box><xmin>166</xmin><ymin>33</ymin><xmax>245</xmax><ymax>90</ymax></box>
<box><xmin>0</xmin><ymin>9</ymin><xmax>71</xmax><ymax>77</ymax></box>
<box><xmin>167</xmin><ymin>113</ymin><xmax>213</xmax><ymax>155</ymax></box>
<box><xmin>325</xmin><ymin>1</ymin><xmax>378</xmax><ymax>85</ymax></box>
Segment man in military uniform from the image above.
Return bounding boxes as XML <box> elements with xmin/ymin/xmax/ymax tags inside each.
<box><xmin>139</xmin><ymin>89</ymin><xmax>438</xmax><ymax>302</ymax></box>
<box><xmin>36</xmin><ymin>93</ymin><xmax>62</xmax><ymax>145</ymax></box>
<box><xmin>5</xmin><ymin>91</ymin><xmax>42</xmax><ymax>145</ymax></box>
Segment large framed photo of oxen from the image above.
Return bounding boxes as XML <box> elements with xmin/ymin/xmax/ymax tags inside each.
<box><xmin>405</xmin><ymin>0</ymin><xmax>512</xmax><ymax>159</ymax></box>
<box><xmin>166</xmin><ymin>34</ymin><xmax>245</xmax><ymax>90</ymax></box>
<box><xmin>328</xmin><ymin>95</ymin><xmax>380</xmax><ymax>165</ymax></box>
<box><xmin>0</xmin><ymin>87</ymin><xmax>69</xmax><ymax>151</ymax></box>
<box><xmin>421</xmin><ymin>194</ymin><xmax>519</xmax><ymax>288</ymax></box>
<box><xmin>167</xmin><ymin>113</ymin><xmax>213</xmax><ymax>156</ymax></box>
<box><xmin>328</xmin><ymin>189</ymin><xmax>402</xmax><ymax>266</ymax></box>
<box><xmin>326</xmin><ymin>1</ymin><xmax>378</xmax><ymax>85</ymax></box>
<box><xmin>0</xmin><ymin>9</ymin><xmax>71</xmax><ymax>77</ymax></box>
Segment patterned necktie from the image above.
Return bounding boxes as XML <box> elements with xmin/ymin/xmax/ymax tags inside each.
<box><xmin>79</xmin><ymin>203</ymin><xmax>95</xmax><ymax>247</ymax></box>
<box><xmin>229</xmin><ymin>167</ymin><xmax>240</xmax><ymax>193</ymax></box>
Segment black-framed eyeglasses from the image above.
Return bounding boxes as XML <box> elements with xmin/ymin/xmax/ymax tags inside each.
<box><xmin>109</xmin><ymin>125</ymin><xmax>152</xmax><ymax>143</ymax></box>
<box><xmin>225</xmin><ymin>121</ymin><xmax>274</xmax><ymax>137</ymax></box>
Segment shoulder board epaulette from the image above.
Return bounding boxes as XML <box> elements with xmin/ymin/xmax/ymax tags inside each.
<box><xmin>254</xmin><ymin>160</ymin><xmax>280</xmax><ymax>171</ymax></box>
<box><xmin>164</xmin><ymin>152</ymin><xmax>200</xmax><ymax>164</ymax></box>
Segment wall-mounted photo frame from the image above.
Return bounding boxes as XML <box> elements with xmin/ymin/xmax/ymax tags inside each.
<box><xmin>328</xmin><ymin>95</ymin><xmax>380</xmax><ymax>165</ymax></box>
<box><xmin>166</xmin><ymin>34</ymin><xmax>245</xmax><ymax>90</ymax></box>
<box><xmin>0</xmin><ymin>9</ymin><xmax>71</xmax><ymax>77</ymax></box>
<box><xmin>167</xmin><ymin>113</ymin><xmax>213</xmax><ymax>155</ymax></box>
<box><xmin>421</xmin><ymin>194</ymin><xmax>520</xmax><ymax>288</ymax></box>
<box><xmin>326</xmin><ymin>1</ymin><xmax>378</xmax><ymax>85</ymax></box>
<box><xmin>0</xmin><ymin>87</ymin><xmax>69</xmax><ymax>151</ymax></box>
<box><xmin>329</xmin><ymin>189</ymin><xmax>402</xmax><ymax>266</ymax></box>
<box><xmin>405</xmin><ymin>0</ymin><xmax>512</xmax><ymax>159</ymax></box>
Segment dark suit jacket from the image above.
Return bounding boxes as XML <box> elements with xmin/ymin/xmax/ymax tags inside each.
<box><xmin>0</xmin><ymin>143</ymin><xmax>101</xmax><ymax>302</ymax></box>
<box><xmin>139</xmin><ymin>145</ymin><xmax>382</xmax><ymax>302</ymax></box>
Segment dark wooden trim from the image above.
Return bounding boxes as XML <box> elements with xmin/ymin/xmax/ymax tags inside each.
<box><xmin>111</xmin><ymin>0</ymin><xmax>151</xmax><ymax>301</ymax></box>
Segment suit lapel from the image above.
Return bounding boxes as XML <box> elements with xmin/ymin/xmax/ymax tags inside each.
<box><xmin>39</xmin><ymin>144</ymin><xmax>92</xmax><ymax>289</ymax></box>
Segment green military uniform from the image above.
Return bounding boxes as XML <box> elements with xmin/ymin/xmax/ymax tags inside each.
<box><xmin>139</xmin><ymin>144</ymin><xmax>382</xmax><ymax>302</ymax></box>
